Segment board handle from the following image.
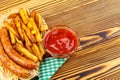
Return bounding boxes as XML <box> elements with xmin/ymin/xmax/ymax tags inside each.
<box><xmin>77</xmin><ymin>27</ymin><xmax>120</xmax><ymax>51</ymax></box>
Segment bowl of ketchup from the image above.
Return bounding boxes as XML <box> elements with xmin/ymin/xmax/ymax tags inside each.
<box><xmin>43</xmin><ymin>25</ymin><xmax>79</xmax><ymax>58</ymax></box>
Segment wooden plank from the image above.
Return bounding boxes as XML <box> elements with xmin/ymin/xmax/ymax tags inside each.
<box><xmin>44</xmin><ymin>0</ymin><xmax>120</xmax><ymax>37</ymax></box>
<box><xmin>0</xmin><ymin>0</ymin><xmax>29</xmax><ymax>11</ymax></box>
<box><xmin>0</xmin><ymin>0</ymin><xmax>53</xmax><ymax>13</ymax></box>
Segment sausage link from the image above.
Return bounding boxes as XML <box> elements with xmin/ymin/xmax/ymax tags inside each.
<box><xmin>0</xmin><ymin>27</ymin><xmax>37</xmax><ymax>69</ymax></box>
<box><xmin>0</xmin><ymin>41</ymin><xmax>30</xmax><ymax>77</ymax></box>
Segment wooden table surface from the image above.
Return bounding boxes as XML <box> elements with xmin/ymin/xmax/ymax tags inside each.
<box><xmin>1</xmin><ymin>0</ymin><xmax>120</xmax><ymax>79</ymax></box>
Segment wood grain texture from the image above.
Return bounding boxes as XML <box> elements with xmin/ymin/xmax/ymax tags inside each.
<box><xmin>0</xmin><ymin>0</ymin><xmax>29</xmax><ymax>11</ymax></box>
<box><xmin>44</xmin><ymin>0</ymin><xmax>120</xmax><ymax>38</ymax></box>
<box><xmin>78</xmin><ymin>27</ymin><xmax>120</xmax><ymax>51</ymax></box>
<box><xmin>0</xmin><ymin>0</ymin><xmax>120</xmax><ymax>79</ymax></box>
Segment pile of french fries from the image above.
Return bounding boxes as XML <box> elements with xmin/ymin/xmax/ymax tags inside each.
<box><xmin>4</xmin><ymin>8</ymin><xmax>48</xmax><ymax>62</ymax></box>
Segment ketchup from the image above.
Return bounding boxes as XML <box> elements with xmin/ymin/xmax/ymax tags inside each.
<box><xmin>44</xmin><ymin>26</ymin><xmax>79</xmax><ymax>56</ymax></box>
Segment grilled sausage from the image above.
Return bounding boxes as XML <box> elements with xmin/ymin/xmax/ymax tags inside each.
<box><xmin>0</xmin><ymin>41</ymin><xmax>30</xmax><ymax>77</ymax></box>
<box><xmin>0</xmin><ymin>27</ymin><xmax>36</xmax><ymax>69</ymax></box>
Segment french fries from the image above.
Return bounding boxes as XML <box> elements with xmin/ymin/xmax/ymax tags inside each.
<box><xmin>15</xmin><ymin>16</ymin><xmax>24</xmax><ymax>41</ymax></box>
<box><xmin>38</xmin><ymin>42</ymin><xmax>45</xmax><ymax>60</ymax></box>
<box><xmin>9</xmin><ymin>31</ymin><xmax>16</xmax><ymax>44</ymax></box>
<box><xmin>19</xmin><ymin>8</ymin><xmax>29</xmax><ymax>24</ymax></box>
<box><xmin>21</xmin><ymin>22</ymin><xmax>36</xmax><ymax>43</ymax></box>
<box><xmin>29</xmin><ymin>17</ymin><xmax>42</xmax><ymax>42</ymax></box>
<box><xmin>14</xmin><ymin>43</ymin><xmax>38</xmax><ymax>62</ymax></box>
<box><xmin>4</xmin><ymin>20</ymin><xmax>20</xmax><ymax>39</ymax></box>
<box><xmin>30</xmin><ymin>11</ymin><xmax>36</xmax><ymax>20</ymax></box>
<box><xmin>35</xmin><ymin>12</ymin><xmax>45</xmax><ymax>32</ymax></box>
<box><xmin>38</xmin><ymin>42</ymin><xmax>45</xmax><ymax>56</ymax></box>
<box><xmin>31</xmin><ymin>43</ymin><xmax>45</xmax><ymax>61</ymax></box>
<box><xmin>35</xmin><ymin>12</ymin><xmax>48</xmax><ymax>32</ymax></box>
<box><xmin>25</xmin><ymin>44</ymin><xmax>34</xmax><ymax>53</ymax></box>
<box><xmin>23</xmin><ymin>30</ymin><xmax>32</xmax><ymax>47</ymax></box>
<box><xmin>7</xmin><ymin>13</ymin><xmax>20</xmax><ymax>19</ymax></box>
<box><xmin>32</xmin><ymin>43</ymin><xmax>42</xmax><ymax>61</ymax></box>
<box><xmin>3</xmin><ymin>8</ymin><xmax>47</xmax><ymax>64</ymax></box>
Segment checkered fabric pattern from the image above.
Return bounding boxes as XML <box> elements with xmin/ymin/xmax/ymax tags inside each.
<box><xmin>39</xmin><ymin>57</ymin><xmax>67</xmax><ymax>80</ymax></box>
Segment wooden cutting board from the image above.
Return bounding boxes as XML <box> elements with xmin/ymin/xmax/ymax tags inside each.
<box><xmin>1</xmin><ymin>0</ymin><xmax>120</xmax><ymax>79</ymax></box>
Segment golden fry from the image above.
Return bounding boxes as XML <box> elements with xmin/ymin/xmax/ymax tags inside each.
<box><xmin>38</xmin><ymin>42</ymin><xmax>45</xmax><ymax>57</ymax></box>
<box><xmin>35</xmin><ymin>12</ymin><xmax>41</xmax><ymax>25</ymax></box>
<box><xmin>15</xmin><ymin>16</ymin><xmax>24</xmax><ymax>41</ymax></box>
<box><xmin>19</xmin><ymin>8</ymin><xmax>29</xmax><ymax>24</ymax></box>
<box><xmin>30</xmin><ymin>11</ymin><xmax>36</xmax><ymax>20</ymax></box>
<box><xmin>4</xmin><ymin>20</ymin><xmax>20</xmax><ymax>39</ymax></box>
<box><xmin>32</xmin><ymin>43</ymin><xmax>42</xmax><ymax>61</ymax></box>
<box><xmin>35</xmin><ymin>12</ymin><xmax>44</xmax><ymax>31</ymax></box>
<box><xmin>7</xmin><ymin>13</ymin><xmax>20</xmax><ymax>19</ymax></box>
<box><xmin>35</xmin><ymin>12</ymin><xmax>48</xmax><ymax>31</ymax></box>
<box><xmin>31</xmin><ymin>45</ymin><xmax>38</xmax><ymax>57</ymax></box>
<box><xmin>11</xmin><ymin>18</ymin><xmax>16</xmax><ymax>29</ymax></box>
<box><xmin>22</xmin><ymin>22</ymin><xmax>36</xmax><ymax>42</ymax></box>
<box><xmin>29</xmin><ymin>17</ymin><xmax>42</xmax><ymax>42</ymax></box>
<box><xmin>11</xmin><ymin>18</ymin><xmax>19</xmax><ymax>35</ymax></box>
<box><xmin>23</xmin><ymin>30</ymin><xmax>32</xmax><ymax>47</ymax></box>
<box><xmin>14</xmin><ymin>43</ymin><xmax>38</xmax><ymax>62</ymax></box>
<box><xmin>9</xmin><ymin>31</ymin><xmax>16</xmax><ymax>44</ymax></box>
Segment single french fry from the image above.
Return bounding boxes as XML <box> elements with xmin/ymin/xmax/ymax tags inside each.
<box><xmin>15</xmin><ymin>16</ymin><xmax>24</xmax><ymax>41</ymax></box>
<box><xmin>14</xmin><ymin>43</ymin><xmax>38</xmax><ymax>62</ymax></box>
<box><xmin>31</xmin><ymin>45</ymin><xmax>38</xmax><ymax>57</ymax></box>
<box><xmin>30</xmin><ymin>11</ymin><xmax>36</xmax><ymax>20</ymax></box>
<box><xmin>22</xmin><ymin>22</ymin><xmax>36</xmax><ymax>43</ymax></box>
<box><xmin>30</xmin><ymin>11</ymin><xmax>39</xmax><ymax>33</ymax></box>
<box><xmin>29</xmin><ymin>17</ymin><xmax>42</xmax><ymax>42</ymax></box>
<box><xmin>38</xmin><ymin>42</ymin><xmax>45</xmax><ymax>57</ymax></box>
<box><xmin>32</xmin><ymin>43</ymin><xmax>42</xmax><ymax>61</ymax></box>
<box><xmin>19</xmin><ymin>8</ymin><xmax>29</xmax><ymax>24</ymax></box>
<box><xmin>35</xmin><ymin>12</ymin><xmax>42</xmax><ymax>25</ymax></box>
<box><xmin>11</xmin><ymin>18</ymin><xmax>16</xmax><ymax>28</ymax></box>
<box><xmin>4</xmin><ymin>20</ymin><xmax>20</xmax><ymax>39</ymax></box>
<box><xmin>7</xmin><ymin>13</ymin><xmax>20</xmax><ymax>19</ymax></box>
<box><xmin>23</xmin><ymin>30</ymin><xmax>32</xmax><ymax>47</ymax></box>
<box><xmin>11</xmin><ymin>18</ymin><xmax>19</xmax><ymax>35</ymax></box>
<box><xmin>9</xmin><ymin>31</ymin><xmax>16</xmax><ymax>44</ymax></box>
<box><xmin>35</xmin><ymin>12</ymin><xmax>43</xmax><ymax>30</ymax></box>
<box><xmin>35</xmin><ymin>12</ymin><xmax>49</xmax><ymax>32</ymax></box>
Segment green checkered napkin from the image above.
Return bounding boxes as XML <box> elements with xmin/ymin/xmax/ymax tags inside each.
<box><xmin>39</xmin><ymin>57</ymin><xmax>67</xmax><ymax>80</ymax></box>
